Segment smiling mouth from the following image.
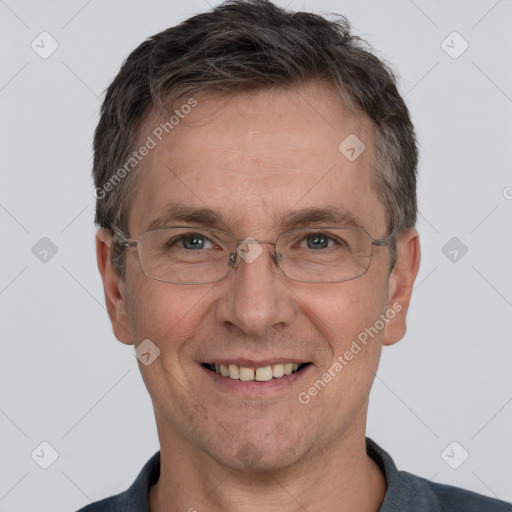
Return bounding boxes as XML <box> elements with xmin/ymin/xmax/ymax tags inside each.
<box><xmin>201</xmin><ymin>362</ymin><xmax>311</xmax><ymax>381</ymax></box>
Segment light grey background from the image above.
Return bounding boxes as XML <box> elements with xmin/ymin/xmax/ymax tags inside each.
<box><xmin>1</xmin><ymin>0</ymin><xmax>511</xmax><ymax>510</ymax></box>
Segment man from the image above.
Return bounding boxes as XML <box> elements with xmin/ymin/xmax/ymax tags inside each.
<box><xmin>81</xmin><ymin>1</ymin><xmax>511</xmax><ymax>510</ymax></box>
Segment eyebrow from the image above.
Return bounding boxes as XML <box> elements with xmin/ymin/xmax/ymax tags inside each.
<box><xmin>145</xmin><ymin>202</ymin><xmax>366</xmax><ymax>232</ymax></box>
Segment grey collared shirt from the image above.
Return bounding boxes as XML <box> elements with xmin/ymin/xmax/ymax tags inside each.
<box><xmin>76</xmin><ymin>437</ymin><xmax>511</xmax><ymax>511</ymax></box>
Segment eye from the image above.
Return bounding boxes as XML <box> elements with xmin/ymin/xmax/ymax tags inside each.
<box><xmin>301</xmin><ymin>232</ymin><xmax>340</xmax><ymax>250</ymax></box>
<box><xmin>170</xmin><ymin>233</ymin><xmax>215</xmax><ymax>250</ymax></box>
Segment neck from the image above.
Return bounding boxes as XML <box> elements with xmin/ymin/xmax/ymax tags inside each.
<box><xmin>149</xmin><ymin>422</ymin><xmax>386</xmax><ymax>512</ymax></box>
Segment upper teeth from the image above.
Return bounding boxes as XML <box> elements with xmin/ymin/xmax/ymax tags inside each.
<box><xmin>212</xmin><ymin>363</ymin><xmax>300</xmax><ymax>381</ymax></box>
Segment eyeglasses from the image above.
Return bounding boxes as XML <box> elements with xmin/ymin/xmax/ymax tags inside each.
<box><xmin>113</xmin><ymin>226</ymin><xmax>396</xmax><ymax>284</ymax></box>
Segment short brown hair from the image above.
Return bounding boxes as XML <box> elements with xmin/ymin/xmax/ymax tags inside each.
<box><xmin>93</xmin><ymin>0</ymin><xmax>418</xmax><ymax>277</ymax></box>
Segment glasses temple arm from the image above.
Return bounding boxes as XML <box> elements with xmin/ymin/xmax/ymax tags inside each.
<box><xmin>372</xmin><ymin>229</ymin><xmax>398</xmax><ymax>247</ymax></box>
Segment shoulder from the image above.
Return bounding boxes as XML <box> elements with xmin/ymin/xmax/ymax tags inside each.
<box><xmin>404</xmin><ymin>471</ymin><xmax>512</xmax><ymax>512</ymax></box>
<box><xmin>74</xmin><ymin>451</ymin><xmax>161</xmax><ymax>512</ymax></box>
<box><xmin>366</xmin><ymin>438</ymin><xmax>511</xmax><ymax>512</ymax></box>
<box><xmin>75</xmin><ymin>493</ymin><xmax>124</xmax><ymax>512</ymax></box>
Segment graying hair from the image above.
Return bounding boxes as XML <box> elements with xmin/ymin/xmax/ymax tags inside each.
<box><xmin>93</xmin><ymin>0</ymin><xmax>418</xmax><ymax>278</ymax></box>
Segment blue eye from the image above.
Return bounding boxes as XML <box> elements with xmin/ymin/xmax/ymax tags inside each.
<box><xmin>180</xmin><ymin>234</ymin><xmax>207</xmax><ymax>250</ymax></box>
<box><xmin>305</xmin><ymin>233</ymin><xmax>331</xmax><ymax>249</ymax></box>
<box><xmin>166</xmin><ymin>233</ymin><xmax>215</xmax><ymax>251</ymax></box>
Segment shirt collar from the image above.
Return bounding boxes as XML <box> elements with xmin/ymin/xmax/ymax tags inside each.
<box><xmin>366</xmin><ymin>437</ymin><xmax>441</xmax><ymax>511</ymax></box>
<box><xmin>120</xmin><ymin>437</ymin><xmax>442</xmax><ymax>511</ymax></box>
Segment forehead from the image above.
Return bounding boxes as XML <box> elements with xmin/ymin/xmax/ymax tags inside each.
<box><xmin>128</xmin><ymin>83</ymin><xmax>385</xmax><ymax>237</ymax></box>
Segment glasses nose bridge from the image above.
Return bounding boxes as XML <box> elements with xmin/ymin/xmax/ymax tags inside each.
<box><xmin>231</xmin><ymin>238</ymin><xmax>280</xmax><ymax>270</ymax></box>
<box><xmin>236</xmin><ymin>239</ymin><xmax>276</xmax><ymax>247</ymax></box>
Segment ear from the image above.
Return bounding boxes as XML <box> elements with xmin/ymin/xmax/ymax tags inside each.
<box><xmin>381</xmin><ymin>228</ymin><xmax>420</xmax><ymax>347</ymax></box>
<box><xmin>95</xmin><ymin>228</ymin><xmax>133</xmax><ymax>345</ymax></box>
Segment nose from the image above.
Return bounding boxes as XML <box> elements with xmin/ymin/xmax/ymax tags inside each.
<box><xmin>215</xmin><ymin>241</ymin><xmax>295</xmax><ymax>337</ymax></box>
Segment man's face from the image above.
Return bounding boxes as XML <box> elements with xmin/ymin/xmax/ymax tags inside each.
<box><xmin>100</xmin><ymin>83</ymin><xmax>417</xmax><ymax>471</ymax></box>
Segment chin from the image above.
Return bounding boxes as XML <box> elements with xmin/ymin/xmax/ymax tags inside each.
<box><xmin>205</xmin><ymin>425</ymin><xmax>310</xmax><ymax>473</ymax></box>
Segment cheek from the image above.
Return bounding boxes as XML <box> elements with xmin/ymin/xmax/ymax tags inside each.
<box><xmin>124</xmin><ymin>267</ymin><xmax>216</xmax><ymax>350</ymax></box>
<box><xmin>300</xmin><ymin>274</ymin><xmax>388</xmax><ymax>346</ymax></box>
<box><xmin>124</xmin><ymin>279</ymin><xmax>217</xmax><ymax>396</ymax></box>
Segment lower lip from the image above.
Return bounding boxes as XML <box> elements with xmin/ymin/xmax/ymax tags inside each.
<box><xmin>200</xmin><ymin>364</ymin><xmax>312</xmax><ymax>398</ymax></box>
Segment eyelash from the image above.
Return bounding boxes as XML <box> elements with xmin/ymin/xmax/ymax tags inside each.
<box><xmin>168</xmin><ymin>231</ymin><xmax>343</xmax><ymax>250</ymax></box>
